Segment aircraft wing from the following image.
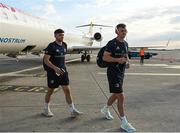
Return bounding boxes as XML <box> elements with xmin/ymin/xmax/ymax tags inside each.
<box><xmin>68</xmin><ymin>46</ymin><xmax>101</xmax><ymax>53</ymax></box>
<box><xmin>129</xmin><ymin>44</ymin><xmax>168</xmax><ymax>49</ymax></box>
<box><xmin>129</xmin><ymin>40</ymin><xmax>170</xmax><ymax>49</ymax></box>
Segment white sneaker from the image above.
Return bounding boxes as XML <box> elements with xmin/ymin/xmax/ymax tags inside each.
<box><xmin>121</xmin><ymin>122</ymin><xmax>136</xmax><ymax>133</ymax></box>
<box><xmin>70</xmin><ymin>108</ymin><xmax>83</xmax><ymax>118</ymax></box>
<box><xmin>42</xmin><ymin>109</ymin><xmax>54</xmax><ymax>117</ymax></box>
<box><xmin>100</xmin><ymin>106</ymin><xmax>114</xmax><ymax>120</ymax></box>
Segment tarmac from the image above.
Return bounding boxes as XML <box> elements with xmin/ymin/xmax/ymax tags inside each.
<box><xmin>0</xmin><ymin>54</ymin><xmax>180</xmax><ymax>132</ymax></box>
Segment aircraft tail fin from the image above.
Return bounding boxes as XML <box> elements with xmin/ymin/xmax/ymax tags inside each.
<box><xmin>76</xmin><ymin>22</ymin><xmax>112</xmax><ymax>36</ymax></box>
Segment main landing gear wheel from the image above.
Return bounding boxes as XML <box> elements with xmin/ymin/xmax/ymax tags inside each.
<box><xmin>81</xmin><ymin>55</ymin><xmax>86</xmax><ymax>62</ymax></box>
<box><xmin>86</xmin><ymin>55</ymin><xmax>90</xmax><ymax>62</ymax></box>
<box><xmin>81</xmin><ymin>54</ymin><xmax>91</xmax><ymax>62</ymax></box>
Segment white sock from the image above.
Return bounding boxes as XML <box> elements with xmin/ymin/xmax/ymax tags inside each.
<box><xmin>68</xmin><ymin>103</ymin><xmax>75</xmax><ymax>112</ymax></box>
<box><xmin>44</xmin><ymin>103</ymin><xmax>50</xmax><ymax>111</ymax></box>
<box><xmin>121</xmin><ymin>116</ymin><xmax>128</xmax><ymax>124</ymax></box>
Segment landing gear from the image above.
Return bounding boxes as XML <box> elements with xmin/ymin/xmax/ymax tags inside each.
<box><xmin>81</xmin><ymin>51</ymin><xmax>91</xmax><ymax>62</ymax></box>
<box><xmin>86</xmin><ymin>55</ymin><xmax>90</xmax><ymax>62</ymax></box>
<box><xmin>81</xmin><ymin>55</ymin><xmax>86</xmax><ymax>62</ymax></box>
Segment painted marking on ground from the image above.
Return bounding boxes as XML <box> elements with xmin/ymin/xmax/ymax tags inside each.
<box><xmin>131</xmin><ymin>63</ymin><xmax>169</xmax><ymax>67</ymax></box>
<box><xmin>0</xmin><ymin>58</ymin><xmax>80</xmax><ymax>77</ymax></box>
<box><xmin>165</xmin><ymin>65</ymin><xmax>180</xmax><ymax>69</ymax></box>
<box><xmin>97</xmin><ymin>72</ymin><xmax>180</xmax><ymax>76</ymax></box>
<box><xmin>0</xmin><ymin>85</ymin><xmax>60</xmax><ymax>93</ymax></box>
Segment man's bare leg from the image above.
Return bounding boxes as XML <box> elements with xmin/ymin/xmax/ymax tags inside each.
<box><xmin>107</xmin><ymin>93</ymin><xmax>117</xmax><ymax>106</ymax></box>
<box><xmin>62</xmin><ymin>85</ymin><xmax>73</xmax><ymax>104</ymax></box>
<box><xmin>62</xmin><ymin>85</ymin><xmax>83</xmax><ymax>117</ymax></box>
<box><xmin>116</xmin><ymin>93</ymin><xmax>125</xmax><ymax>117</ymax></box>
<box><xmin>42</xmin><ymin>88</ymin><xmax>54</xmax><ymax>117</ymax></box>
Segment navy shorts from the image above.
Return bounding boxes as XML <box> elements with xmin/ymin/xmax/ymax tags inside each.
<box><xmin>47</xmin><ymin>71</ymin><xmax>69</xmax><ymax>88</ymax></box>
<box><xmin>107</xmin><ymin>69</ymin><xmax>124</xmax><ymax>93</ymax></box>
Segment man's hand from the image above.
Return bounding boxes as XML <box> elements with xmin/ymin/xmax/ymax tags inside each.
<box><xmin>53</xmin><ymin>67</ymin><xmax>64</xmax><ymax>75</ymax></box>
<box><xmin>125</xmin><ymin>62</ymin><xmax>130</xmax><ymax>69</ymax></box>
<box><xmin>116</xmin><ymin>57</ymin><xmax>127</xmax><ymax>64</ymax></box>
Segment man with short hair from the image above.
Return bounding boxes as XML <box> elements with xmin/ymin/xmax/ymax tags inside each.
<box><xmin>101</xmin><ymin>24</ymin><xmax>136</xmax><ymax>132</ymax></box>
<box><xmin>42</xmin><ymin>29</ymin><xmax>82</xmax><ymax>117</ymax></box>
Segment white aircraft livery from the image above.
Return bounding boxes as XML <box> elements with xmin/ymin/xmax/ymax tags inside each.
<box><xmin>0</xmin><ymin>3</ymin><xmax>112</xmax><ymax>62</ymax></box>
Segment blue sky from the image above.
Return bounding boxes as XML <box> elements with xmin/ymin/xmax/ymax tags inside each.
<box><xmin>1</xmin><ymin>0</ymin><xmax>180</xmax><ymax>46</ymax></box>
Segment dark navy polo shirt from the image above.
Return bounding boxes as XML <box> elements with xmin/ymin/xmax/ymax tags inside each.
<box><xmin>105</xmin><ymin>38</ymin><xmax>128</xmax><ymax>73</ymax></box>
<box><xmin>44</xmin><ymin>41</ymin><xmax>67</xmax><ymax>72</ymax></box>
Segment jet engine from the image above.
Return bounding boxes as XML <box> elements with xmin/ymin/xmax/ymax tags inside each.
<box><xmin>93</xmin><ymin>32</ymin><xmax>102</xmax><ymax>42</ymax></box>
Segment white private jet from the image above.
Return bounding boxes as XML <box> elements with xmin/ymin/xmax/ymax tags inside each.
<box><xmin>0</xmin><ymin>3</ymin><xmax>112</xmax><ymax>62</ymax></box>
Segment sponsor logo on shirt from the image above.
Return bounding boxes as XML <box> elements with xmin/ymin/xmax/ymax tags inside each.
<box><xmin>56</xmin><ymin>49</ymin><xmax>60</xmax><ymax>52</ymax></box>
<box><xmin>115</xmin><ymin>83</ymin><xmax>120</xmax><ymax>88</ymax></box>
<box><xmin>50</xmin><ymin>80</ymin><xmax>54</xmax><ymax>84</ymax></box>
<box><xmin>116</xmin><ymin>46</ymin><xmax>120</xmax><ymax>50</ymax></box>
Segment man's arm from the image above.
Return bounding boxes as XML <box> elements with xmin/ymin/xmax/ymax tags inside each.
<box><xmin>126</xmin><ymin>53</ymin><xmax>130</xmax><ymax>63</ymax></box>
<box><xmin>125</xmin><ymin>53</ymin><xmax>130</xmax><ymax>68</ymax></box>
<box><xmin>43</xmin><ymin>54</ymin><xmax>64</xmax><ymax>75</ymax></box>
<box><xmin>103</xmin><ymin>51</ymin><xmax>127</xmax><ymax>64</ymax></box>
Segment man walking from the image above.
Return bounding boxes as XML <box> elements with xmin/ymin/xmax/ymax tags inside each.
<box><xmin>42</xmin><ymin>29</ymin><xmax>82</xmax><ymax>117</ymax></box>
<box><xmin>101</xmin><ymin>24</ymin><xmax>136</xmax><ymax>132</ymax></box>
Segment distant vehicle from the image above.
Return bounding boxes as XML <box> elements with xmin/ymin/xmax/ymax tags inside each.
<box><xmin>128</xmin><ymin>51</ymin><xmax>158</xmax><ymax>59</ymax></box>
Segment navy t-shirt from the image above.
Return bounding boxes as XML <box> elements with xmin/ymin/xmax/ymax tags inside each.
<box><xmin>105</xmin><ymin>38</ymin><xmax>128</xmax><ymax>73</ymax></box>
<box><xmin>44</xmin><ymin>41</ymin><xmax>67</xmax><ymax>72</ymax></box>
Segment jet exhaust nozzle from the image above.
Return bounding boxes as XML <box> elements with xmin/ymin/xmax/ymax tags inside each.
<box><xmin>93</xmin><ymin>32</ymin><xmax>102</xmax><ymax>42</ymax></box>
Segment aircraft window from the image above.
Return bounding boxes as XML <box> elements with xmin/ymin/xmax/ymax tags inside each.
<box><xmin>1</xmin><ymin>11</ymin><xmax>8</xmax><ymax>19</ymax></box>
